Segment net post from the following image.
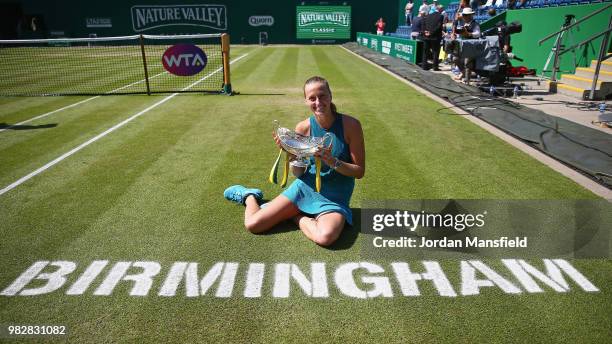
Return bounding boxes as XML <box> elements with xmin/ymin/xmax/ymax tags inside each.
<box><xmin>221</xmin><ymin>33</ymin><xmax>232</xmax><ymax>95</ymax></box>
<box><xmin>139</xmin><ymin>34</ymin><xmax>151</xmax><ymax>95</ymax></box>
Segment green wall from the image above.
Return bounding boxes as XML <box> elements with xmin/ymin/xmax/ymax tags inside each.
<box><xmin>2</xmin><ymin>0</ymin><xmax>403</xmax><ymax>44</ymax></box>
<box><xmin>504</xmin><ymin>3</ymin><xmax>611</xmax><ymax>76</ymax></box>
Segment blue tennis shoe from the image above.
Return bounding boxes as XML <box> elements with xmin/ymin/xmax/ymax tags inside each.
<box><xmin>223</xmin><ymin>185</ymin><xmax>263</xmax><ymax>205</ymax></box>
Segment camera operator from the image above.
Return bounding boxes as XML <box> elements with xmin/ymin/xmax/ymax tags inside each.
<box><xmin>450</xmin><ymin>7</ymin><xmax>480</xmax><ymax>81</ymax></box>
<box><xmin>451</xmin><ymin>7</ymin><xmax>480</xmax><ymax>40</ymax></box>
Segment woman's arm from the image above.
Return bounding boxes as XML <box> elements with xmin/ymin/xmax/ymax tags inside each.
<box><xmin>317</xmin><ymin>116</ymin><xmax>365</xmax><ymax>179</ymax></box>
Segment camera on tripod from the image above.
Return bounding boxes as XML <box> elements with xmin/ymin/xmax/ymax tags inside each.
<box><xmin>448</xmin><ymin>20</ymin><xmax>527</xmax><ymax>87</ymax></box>
<box><xmin>482</xmin><ymin>20</ymin><xmax>522</xmax><ymax>48</ymax></box>
<box><xmin>496</xmin><ymin>21</ymin><xmax>522</xmax><ymax>42</ymax></box>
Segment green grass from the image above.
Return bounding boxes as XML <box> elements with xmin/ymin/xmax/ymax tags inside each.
<box><xmin>0</xmin><ymin>46</ymin><xmax>609</xmax><ymax>343</ymax></box>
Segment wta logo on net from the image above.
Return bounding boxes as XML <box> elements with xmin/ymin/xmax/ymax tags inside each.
<box><xmin>162</xmin><ymin>44</ymin><xmax>208</xmax><ymax>76</ymax></box>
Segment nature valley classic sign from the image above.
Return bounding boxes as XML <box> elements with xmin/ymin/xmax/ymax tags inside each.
<box><xmin>131</xmin><ymin>4</ymin><xmax>227</xmax><ymax>32</ymax></box>
<box><xmin>296</xmin><ymin>6</ymin><xmax>351</xmax><ymax>40</ymax></box>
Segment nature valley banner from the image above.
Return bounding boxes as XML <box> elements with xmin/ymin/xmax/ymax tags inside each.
<box><xmin>131</xmin><ymin>4</ymin><xmax>227</xmax><ymax>32</ymax></box>
<box><xmin>296</xmin><ymin>6</ymin><xmax>351</xmax><ymax>40</ymax></box>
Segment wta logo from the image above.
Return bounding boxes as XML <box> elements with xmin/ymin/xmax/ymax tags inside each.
<box><xmin>162</xmin><ymin>44</ymin><xmax>207</xmax><ymax>76</ymax></box>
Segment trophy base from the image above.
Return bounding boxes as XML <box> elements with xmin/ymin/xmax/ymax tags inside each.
<box><xmin>290</xmin><ymin>158</ymin><xmax>309</xmax><ymax>168</ymax></box>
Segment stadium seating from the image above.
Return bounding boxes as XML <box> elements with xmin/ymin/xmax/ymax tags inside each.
<box><xmin>382</xmin><ymin>0</ymin><xmax>570</xmax><ymax>39</ymax></box>
<box><xmin>388</xmin><ymin>25</ymin><xmax>412</xmax><ymax>39</ymax></box>
<box><xmin>443</xmin><ymin>0</ymin><xmax>608</xmax><ymax>23</ymax></box>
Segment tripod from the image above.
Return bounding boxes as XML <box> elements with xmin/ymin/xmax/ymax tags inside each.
<box><xmin>541</xmin><ymin>14</ymin><xmax>577</xmax><ymax>82</ymax></box>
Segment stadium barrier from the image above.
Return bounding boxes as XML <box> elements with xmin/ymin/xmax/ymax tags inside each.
<box><xmin>356</xmin><ymin>32</ymin><xmax>422</xmax><ymax>64</ymax></box>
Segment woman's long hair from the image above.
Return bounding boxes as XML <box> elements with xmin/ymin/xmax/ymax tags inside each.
<box><xmin>304</xmin><ymin>76</ymin><xmax>337</xmax><ymax>114</ymax></box>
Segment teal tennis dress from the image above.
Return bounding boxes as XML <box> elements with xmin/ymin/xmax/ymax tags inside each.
<box><xmin>281</xmin><ymin>114</ymin><xmax>355</xmax><ymax>225</ymax></box>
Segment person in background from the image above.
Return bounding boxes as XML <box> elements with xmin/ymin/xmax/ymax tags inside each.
<box><xmin>450</xmin><ymin>0</ymin><xmax>469</xmax><ymax>39</ymax></box>
<box><xmin>421</xmin><ymin>6</ymin><xmax>444</xmax><ymax>71</ymax></box>
<box><xmin>375</xmin><ymin>17</ymin><xmax>386</xmax><ymax>36</ymax></box>
<box><xmin>410</xmin><ymin>9</ymin><xmax>426</xmax><ymax>39</ymax></box>
<box><xmin>405</xmin><ymin>0</ymin><xmax>414</xmax><ymax>26</ymax></box>
<box><xmin>429</xmin><ymin>0</ymin><xmax>439</xmax><ymax>14</ymax></box>
<box><xmin>452</xmin><ymin>7</ymin><xmax>480</xmax><ymax>40</ymax></box>
<box><xmin>418</xmin><ymin>0</ymin><xmax>430</xmax><ymax>16</ymax></box>
<box><xmin>454</xmin><ymin>0</ymin><xmax>469</xmax><ymax>22</ymax></box>
<box><xmin>437</xmin><ymin>5</ymin><xmax>450</xmax><ymax>64</ymax></box>
<box><xmin>451</xmin><ymin>7</ymin><xmax>481</xmax><ymax>81</ymax></box>
<box><xmin>438</xmin><ymin>4</ymin><xmax>449</xmax><ymax>24</ymax></box>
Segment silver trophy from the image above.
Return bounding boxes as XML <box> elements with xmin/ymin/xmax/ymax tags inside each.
<box><xmin>274</xmin><ymin>120</ymin><xmax>332</xmax><ymax>168</ymax></box>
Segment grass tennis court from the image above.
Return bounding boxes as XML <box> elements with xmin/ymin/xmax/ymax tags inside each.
<box><xmin>0</xmin><ymin>46</ymin><xmax>609</xmax><ymax>343</ymax></box>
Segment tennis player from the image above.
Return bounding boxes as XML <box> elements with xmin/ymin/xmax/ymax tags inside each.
<box><xmin>224</xmin><ymin>76</ymin><xmax>365</xmax><ymax>246</ymax></box>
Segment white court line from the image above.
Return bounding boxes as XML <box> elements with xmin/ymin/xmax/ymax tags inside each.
<box><xmin>0</xmin><ymin>53</ymin><xmax>249</xmax><ymax>196</ymax></box>
<box><xmin>0</xmin><ymin>70</ymin><xmax>168</xmax><ymax>133</ymax></box>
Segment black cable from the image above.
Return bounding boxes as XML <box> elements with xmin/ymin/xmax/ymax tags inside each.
<box><xmin>411</xmin><ymin>76</ymin><xmax>612</xmax><ymax>158</ymax></box>
<box><xmin>347</xmin><ymin>45</ymin><xmax>612</xmax><ymax>187</ymax></box>
<box><xmin>408</xmin><ymin>67</ymin><xmax>605</xmax><ymax>110</ymax></box>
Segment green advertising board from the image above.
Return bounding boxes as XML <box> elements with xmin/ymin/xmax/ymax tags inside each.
<box><xmin>356</xmin><ymin>32</ymin><xmax>420</xmax><ymax>64</ymax></box>
<box><xmin>10</xmin><ymin>0</ymin><xmax>403</xmax><ymax>44</ymax></box>
<box><xmin>296</xmin><ymin>6</ymin><xmax>351</xmax><ymax>40</ymax></box>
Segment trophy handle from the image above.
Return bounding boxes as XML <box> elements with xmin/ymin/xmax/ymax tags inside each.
<box><xmin>273</xmin><ymin>120</ymin><xmax>280</xmax><ymax>132</ymax></box>
<box><xmin>321</xmin><ymin>132</ymin><xmax>333</xmax><ymax>150</ymax></box>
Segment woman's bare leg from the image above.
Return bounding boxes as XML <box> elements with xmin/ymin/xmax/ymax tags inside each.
<box><xmin>293</xmin><ymin>212</ymin><xmax>345</xmax><ymax>246</ymax></box>
<box><xmin>244</xmin><ymin>194</ymin><xmax>301</xmax><ymax>233</ymax></box>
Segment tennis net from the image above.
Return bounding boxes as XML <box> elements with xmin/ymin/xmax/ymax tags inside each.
<box><xmin>0</xmin><ymin>33</ymin><xmax>232</xmax><ymax>96</ymax></box>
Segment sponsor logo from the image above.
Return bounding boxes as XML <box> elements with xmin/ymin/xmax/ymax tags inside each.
<box><xmin>248</xmin><ymin>15</ymin><xmax>274</xmax><ymax>27</ymax></box>
<box><xmin>131</xmin><ymin>4</ymin><xmax>227</xmax><ymax>32</ymax></box>
<box><xmin>394</xmin><ymin>42</ymin><xmax>413</xmax><ymax>55</ymax></box>
<box><xmin>86</xmin><ymin>18</ymin><xmax>112</xmax><ymax>28</ymax></box>
<box><xmin>296</xmin><ymin>6</ymin><xmax>351</xmax><ymax>40</ymax></box>
<box><xmin>382</xmin><ymin>40</ymin><xmax>391</xmax><ymax>54</ymax></box>
<box><xmin>162</xmin><ymin>44</ymin><xmax>208</xmax><ymax>76</ymax></box>
<box><xmin>298</xmin><ymin>12</ymin><xmax>350</xmax><ymax>27</ymax></box>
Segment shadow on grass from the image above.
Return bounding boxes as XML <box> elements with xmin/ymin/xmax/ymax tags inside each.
<box><xmin>0</xmin><ymin>123</ymin><xmax>57</xmax><ymax>130</ymax></box>
<box><xmin>259</xmin><ymin>205</ymin><xmax>360</xmax><ymax>251</ymax></box>
<box><xmin>235</xmin><ymin>93</ymin><xmax>286</xmax><ymax>96</ymax></box>
<box><xmin>328</xmin><ymin>208</ymin><xmax>361</xmax><ymax>251</ymax></box>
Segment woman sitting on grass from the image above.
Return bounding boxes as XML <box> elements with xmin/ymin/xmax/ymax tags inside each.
<box><xmin>224</xmin><ymin>76</ymin><xmax>365</xmax><ymax>246</ymax></box>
